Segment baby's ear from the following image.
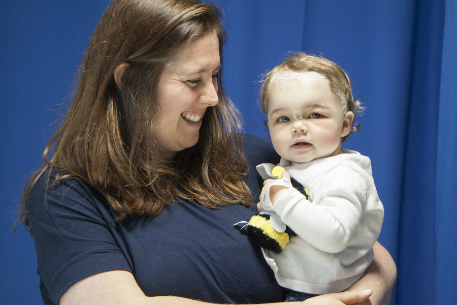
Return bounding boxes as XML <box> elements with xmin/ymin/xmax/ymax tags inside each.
<box><xmin>341</xmin><ymin>111</ymin><xmax>354</xmax><ymax>137</ymax></box>
<box><xmin>114</xmin><ymin>62</ymin><xmax>130</xmax><ymax>89</ymax></box>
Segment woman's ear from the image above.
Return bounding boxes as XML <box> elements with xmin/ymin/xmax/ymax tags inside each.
<box><xmin>114</xmin><ymin>62</ymin><xmax>130</xmax><ymax>89</ymax></box>
<box><xmin>341</xmin><ymin>111</ymin><xmax>354</xmax><ymax>137</ymax></box>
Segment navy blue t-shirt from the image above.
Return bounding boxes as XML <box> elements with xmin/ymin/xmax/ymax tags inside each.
<box><xmin>26</xmin><ymin>134</ymin><xmax>284</xmax><ymax>305</ymax></box>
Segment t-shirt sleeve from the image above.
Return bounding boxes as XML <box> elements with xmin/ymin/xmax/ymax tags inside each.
<box><xmin>26</xmin><ymin>171</ymin><xmax>132</xmax><ymax>305</ymax></box>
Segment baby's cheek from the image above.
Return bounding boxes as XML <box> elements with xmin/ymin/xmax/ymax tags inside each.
<box><xmin>271</xmin><ymin>134</ymin><xmax>288</xmax><ymax>157</ymax></box>
<box><xmin>270</xmin><ymin>128</ymin><xmax>284</xmax><ymax>146</ymax></box>
<box><xmin>271</xmin><ymin>136</ymin><xmax>284</xmax><ymax>152</ymax></box>
<box><xmin>320</xmin><ymin>129</ymin><xmax>342</xmax><ymax>149</ymax></box>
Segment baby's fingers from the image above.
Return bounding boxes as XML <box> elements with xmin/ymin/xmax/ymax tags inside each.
<box><xmin>260</xmin><ymin>179</ymin><xmax>275</xmax><ymax>201</ymax></box>
<box><xmin>280</xmin><ymin>170</ymin><xmax>291</xmax><ymax>180</ymax></box>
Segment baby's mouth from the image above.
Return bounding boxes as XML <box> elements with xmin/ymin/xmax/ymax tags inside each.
<box><xmin>293</xmin><ymin>140</ymin><xmax>311</xmax><ymax>147</ymax></box>
<box><xmin>181</xmin><ymin>112</ymin><xmax>203</xmax><ymax>123</ymax></box>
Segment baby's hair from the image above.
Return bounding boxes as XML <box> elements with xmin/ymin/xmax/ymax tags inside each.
<box><xmin>260</xmin><ymin>52</ymin><xmax>364</xmax><ymax>142</ymax></box>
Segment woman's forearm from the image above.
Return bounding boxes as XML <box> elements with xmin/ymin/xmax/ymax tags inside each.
<box><xmin>60</xmin><ymin>270</ymin><xmax>373</xmax><ymax>305</ymax></box>
<box><xmin>60</xmin><ymin>242</ymin><xmax>396</xmax><ymax>305</ymax></box>
<box><xmin>346</xmin><ymin>241</ymin><xmax>397</xmax><ymax>305</ymax></box>
<box><xmin>60</xmin><ymin>271</ymin><xmax>298</xmax><ymax>305</ymax></box>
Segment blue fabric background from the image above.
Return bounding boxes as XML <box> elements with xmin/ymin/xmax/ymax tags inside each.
<box><xmin>1</xmin><ymin>1</ymin><xmax>455</xmax><ymax>304</ymax></box>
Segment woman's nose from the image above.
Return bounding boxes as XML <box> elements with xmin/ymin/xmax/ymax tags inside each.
<box><xmin>201</xmin><ymin>80</ymin><xmax>219</xmax><ymax>106</ymax></box>
<box><xmin>291</xmin><ymin>120</ymin><xmax>308</xmax><ymax>134</ymax></box>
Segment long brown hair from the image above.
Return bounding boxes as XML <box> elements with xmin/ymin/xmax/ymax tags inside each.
<box><xmin>18</xmin><ymin>0</ymin><xmax>252</xmax><ymax>229</ymax></box>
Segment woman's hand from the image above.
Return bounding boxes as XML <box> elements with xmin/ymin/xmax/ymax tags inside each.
<box><xmin>303</xmin><ymin>289</ymin><xmax>373</xmax><ymax>305</ymax></box>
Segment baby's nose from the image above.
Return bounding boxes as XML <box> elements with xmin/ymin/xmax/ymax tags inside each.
<box><xmin>292</xmin><ymin>120</ymin><xmax>308</xmax><ymax>134</ymax></box>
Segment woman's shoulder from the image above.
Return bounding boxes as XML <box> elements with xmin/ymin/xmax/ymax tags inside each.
<box><xmin>25</xmin><ymin>169</ymin><xmax>107</xmax><ymax>214</ymax></box>
<box><xmin>24</xmin><ymin>169</ymin><xmax>128</xmax><ymax>304</ymax></box>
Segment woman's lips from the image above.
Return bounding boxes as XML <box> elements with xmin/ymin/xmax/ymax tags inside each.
<box><xmin>181</xmin><ymin>112</ymin><xmax>203</xmax><ymax>122</ymax></box>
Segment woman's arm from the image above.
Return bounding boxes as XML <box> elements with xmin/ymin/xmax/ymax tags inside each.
<box><xmin>60</xmin><ymin>271</ymin><xmax>373</xmax><ymax>305</ymax></box>
<box><xmin>346</xmin><ymin>241</ymin><xmax>397</xmax><ymax>305</ymax></box>
<box><xmin>59</xmin><ymin>270</ymin><xmax>209</xmax><ymax>305</ymax></box>
<box><xmin>60</xmin><ymin>243</ymin><xmax>394</xmax><ymax>305</ymax></box>
<box><xmin>302</xmin><ymin>242</ymin><xmax>396</xmax><ymax>305</ymax></box>
<box><xmin>57</xmin><ymin>223</ymin><xmax>395</xmax><ymax>305</ymax></box>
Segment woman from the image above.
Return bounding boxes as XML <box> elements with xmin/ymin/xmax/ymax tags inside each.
<box><xmin>18</xmin><ymin>0</ymin><xmax>396</xmax><ymax>304</ymax></box>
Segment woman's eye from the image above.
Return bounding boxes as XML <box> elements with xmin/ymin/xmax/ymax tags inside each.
<box><xmin>278</xmin><ymin>116</ymin><xmax>290</xmax><ymax>123</ymax></box>
<box><xmin>212</xmin><ymin>73</ymin><xmax>220</xmax><ymax>79</ymax></box>
<box><xmin>187</xmin><ymin>79</ymin><xmax>201</xmax><ymax>86</ymax></box>
<box><xmin>309</xmin><ymin>113</ymin><xmax>322</xmax><ymax>119</ymax></box>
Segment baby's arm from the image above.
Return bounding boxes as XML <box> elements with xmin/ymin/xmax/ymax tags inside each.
<box><xmin>259</xmin><ymin>168</ymin><xmax>381</xmax><ymax>253</ymax></box>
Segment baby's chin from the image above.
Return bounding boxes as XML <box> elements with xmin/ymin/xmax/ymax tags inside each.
<box><xmin>291</xmin><ymin>159</ymin><xmax>312</xmax><ymax>164</ymax></box>
<box><xmin>283</xmin><ymin>149</ymin><xmax>342</xmax><ymax>164</ymax></box>
<box><xmin>281</xmin><ymin>155</ymin><xmax>313</xmax><ymax>164</ymax></box>
<box><xmin>285</xmin><ymin>154</ymin><xmax>323</xmax><ymax>164</ymax></box>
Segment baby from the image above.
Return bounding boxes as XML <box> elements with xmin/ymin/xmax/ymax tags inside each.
<box><xmin>256</xmin><ymin>52</ymin><xmax>384</xmax><ymax>301</ymax></box>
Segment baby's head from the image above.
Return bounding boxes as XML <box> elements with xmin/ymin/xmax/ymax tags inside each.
<box><xmin>260</xmin><ymin>52</ymin><xmax>363</xmax><ymax>163</ymax></box>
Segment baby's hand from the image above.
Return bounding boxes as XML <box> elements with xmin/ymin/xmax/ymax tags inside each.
<box><xmin>276</xmin><ymin>170</ymin><xmax>290</xmax><ymax>181</ymax></box>
<box><xmin>259</xmin><ymin>171</ymin><xmax>291</xmax><ymax>208</ymax></box>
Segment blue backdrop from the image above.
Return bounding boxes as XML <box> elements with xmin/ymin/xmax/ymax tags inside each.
<box><xmin>1</xmin><ymin>1</ymin><xmax>456</xmax><ymax>304</ymax></box>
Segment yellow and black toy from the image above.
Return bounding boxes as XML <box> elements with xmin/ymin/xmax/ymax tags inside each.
<box><xmin>245</xmin><ymin>213</ymin><xmax>293</xmax><ymax>253</ymax></box>
<box><xmin>235</xmin><ymin>166</ymin><xmax>309</xmax><ymax>253</ymax></box>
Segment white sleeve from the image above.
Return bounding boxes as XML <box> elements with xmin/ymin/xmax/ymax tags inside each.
<box><xmin>270</xmin><ymin>166</ymin><xmax>367</xmax><ymax>253</ymax></box>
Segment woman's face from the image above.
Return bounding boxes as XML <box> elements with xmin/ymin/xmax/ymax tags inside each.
<box><xmin>153</xmin><ymin>31</ymin><xmax>220</xmax><ymax>161</ymax></box>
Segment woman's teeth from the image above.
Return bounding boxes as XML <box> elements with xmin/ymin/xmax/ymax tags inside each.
<box><xmin>181</xmin><ymin>113</ymin><xmax>202</xmax><ymax>122</ymax></box>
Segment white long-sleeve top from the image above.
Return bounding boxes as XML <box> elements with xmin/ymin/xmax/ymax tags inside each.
<box><xmin>257</xmin><ymin>149</ymin><xmax>384</xmax><ymax>294</ymax></box>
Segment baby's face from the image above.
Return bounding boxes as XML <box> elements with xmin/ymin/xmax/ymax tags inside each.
<box><xmin>267</xmin><ymin>74</ymin><xmax>353</xmax><ymax>163</ymax></box>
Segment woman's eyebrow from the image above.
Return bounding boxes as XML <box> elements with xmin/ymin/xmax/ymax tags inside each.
<box><xmin>183</xmin><ymin>64</ymin><xmax>221</xmax><ymax>76</ymax></box>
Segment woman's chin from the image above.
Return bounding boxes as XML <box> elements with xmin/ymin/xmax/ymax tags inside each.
<box><xmin>180</xmin><ymin>136</ymin><xmax>200</xmax><ymax>151</ymax></box>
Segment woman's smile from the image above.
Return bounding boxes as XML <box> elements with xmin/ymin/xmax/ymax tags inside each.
<box><xmin>181</xmin><ymin>112</ymin><xmax>204</xmax><ymax>123</ymax></box>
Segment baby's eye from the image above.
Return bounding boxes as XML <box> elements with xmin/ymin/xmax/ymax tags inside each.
<box><xmin>278</xmin><ymin>116</ymin><xmax>290</xmax><ymax>123</ymax></box>
<box><xmin>309</xmin><ymin>113</ymin><xmax>323</xmax><ymax>119</ymax></box>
